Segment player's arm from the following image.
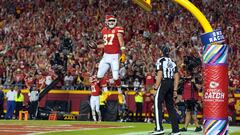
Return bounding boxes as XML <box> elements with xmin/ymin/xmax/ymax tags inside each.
<box><xmin>97</xmin><ymin>43</ymin><xmax>105</xmax><ymax>49</ymax></box>
<box><xmin>117</xmin><ymin>32</ymin><xmax>125</xmax><ymax>53</ymax></box>
<box><xmin>117</xmin><ymin>32</ymin><xmax>126</xmax><ymax>62</ymax></box>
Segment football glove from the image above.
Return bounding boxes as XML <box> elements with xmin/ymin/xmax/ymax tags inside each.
<box><xmin>119</xmin><ymin>53</ymin><xmax>126</xmax><ymax>63</ymax></box>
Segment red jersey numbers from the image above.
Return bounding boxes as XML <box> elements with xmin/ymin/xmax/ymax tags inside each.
<box><xmin>91</xmin><ymin>82</ymin><xmax>100</xmax><ymax>96</ymax></box>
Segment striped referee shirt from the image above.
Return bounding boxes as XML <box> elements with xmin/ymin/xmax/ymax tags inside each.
<box><xmin>156</xmin><ymin>57</ymin><xmax>177</xmax><ymax>79</ymax></box>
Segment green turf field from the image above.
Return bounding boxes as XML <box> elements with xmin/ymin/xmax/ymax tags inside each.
<box><xmin>0</xmin><ymin>120</ymin><xmax>239</xmax><ymax>135</ymax></box>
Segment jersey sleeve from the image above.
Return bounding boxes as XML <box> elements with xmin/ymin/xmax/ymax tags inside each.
<box><xmin>155</xmin><ymin>58</ymin><xmax>163</xmax><ymax>71</ymax></box>
<box><xmin>116</xmin><ymin>26</ymin><xmax>124</xmax><ymax>34</ymax></box>
<box><xmin>101</xmin><ymin>27</ymin><xmax>106</xmax><ymax>35</ymax></box>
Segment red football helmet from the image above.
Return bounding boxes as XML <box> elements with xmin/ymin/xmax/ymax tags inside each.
<box><xmin>105</xmin><ymin>15</ymin><xmax>117</xmax><ymax>29</ymax></box>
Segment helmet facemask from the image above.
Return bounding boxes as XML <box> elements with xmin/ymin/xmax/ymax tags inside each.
<box><xmin>106</xmin><ymin>18</ymin><xmax>117</xmax><ymax>29</ymax></box>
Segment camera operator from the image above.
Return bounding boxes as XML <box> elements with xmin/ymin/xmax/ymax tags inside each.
<box><xmin>50</xmin><ymin>51</ymin><xmax>65</xmax><ymax>75</ymax></box>
<box><xmin>60</xmin><ymin>31</ymin><xmax>74</xmax><ymax>54</ymax></box>
<box><xmin>53</xmin><ymin>31</ymin><xmax>74</xmax><ymax>75</ymax></box>
<box><xmin>179</xmin><ymin>59</ymin><xmax>202</xmax><ymax>132</ymax></box>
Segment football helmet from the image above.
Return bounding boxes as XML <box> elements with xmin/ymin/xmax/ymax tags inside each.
<box><xmin>105</xmin><ymin>15</ymin><xmax>117</xmax><ymax>29</ymax></box>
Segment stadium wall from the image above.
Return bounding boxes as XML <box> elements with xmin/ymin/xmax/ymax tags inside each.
<box><xmin>2</xmin><ymin>90</ymin><xmax>240</xmax><ymax>120</ymax></box>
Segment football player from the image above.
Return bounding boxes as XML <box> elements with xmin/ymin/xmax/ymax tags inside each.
<box><xmin>89</xmin><ymin>75</ymin><xmax>101</xmax><ymax>122</ymax></box>
<box><xmin>90</xmin><ymin>15</ymin><xmax>126</xmax><ymax>93</ymax></box>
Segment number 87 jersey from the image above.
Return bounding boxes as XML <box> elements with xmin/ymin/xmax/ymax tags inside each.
<box><xmin>101</xmin><ymin>26</ymin><xmax>124</xmax><ymax>54</ymax></box>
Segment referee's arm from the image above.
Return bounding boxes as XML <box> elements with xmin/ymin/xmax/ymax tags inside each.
<box><xmin>153</xmin><ymin>70</ymin><xmax>162</xmax><ymax>90</ymax></box>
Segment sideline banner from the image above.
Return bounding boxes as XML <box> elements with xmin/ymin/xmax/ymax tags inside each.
<box><xmin>201</xmin><ymin>29</ymin><xmax>229</xmax><ymax>135</ymax></box>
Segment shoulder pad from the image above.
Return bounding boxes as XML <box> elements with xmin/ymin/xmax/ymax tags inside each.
<box><xmin>101</xmin><ymin>27</ymin><xmax>107</xmax><ymax>32</ymax></box>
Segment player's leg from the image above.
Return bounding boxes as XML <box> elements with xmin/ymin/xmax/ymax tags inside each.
<box><xmin>90</xmin><ymin>96</ymin><xmax>97</xmax><ymax>122</ymax></box>
<box><xmin>97</xmin><ymin>56</ymin><xmax>110</xmax><ymax>92</ymax></box>
<box><xmin>110</xmin><ymin>54</ymin><xmax>121</xmax><ymax>93</ymax></box>
<box><xmin>100</xmin><ymin>78</ymin><xmax>108</xmax><ymax>92</ymax></box>
<box><xmin>95</xmin><ymin>96</ymin><xmax>101</xmax><ymax>122</ymax></box>
<box><xmin>97</xmin><ymin>56</ymin><xmax>110</xmax><ymax>80</ymax></box>
<box><xmin>119</xmin><ymin>104</ymin><xmax>124</xmax><ymax>122</ymax></box>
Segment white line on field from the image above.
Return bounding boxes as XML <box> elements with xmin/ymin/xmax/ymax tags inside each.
<box><xmin>26</xmin><ymin>125</ymin><xmax>132</xmax><ymax>135</ymax></box>
<box><xmin>26</xmin><ymin>128</ymin><xmax>98</xmax><ymax>135</ymax></box>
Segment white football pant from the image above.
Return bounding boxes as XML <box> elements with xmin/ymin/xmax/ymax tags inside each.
<box><xmin>97</xmin><ymin>53</ymin><xmax>120</xmax><ymax>80</ymax></box>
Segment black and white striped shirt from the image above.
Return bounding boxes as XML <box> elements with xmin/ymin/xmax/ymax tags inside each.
<box><xmin>156</xmin><ymin>57</ymin><xmax>177</xmax><ymax>79</ymax></box>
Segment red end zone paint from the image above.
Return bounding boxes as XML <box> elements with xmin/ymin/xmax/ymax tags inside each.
<box><xmin>203</xmin><ymin>65</ymin><xmax>228</xmax><ymax>119</ymax></box>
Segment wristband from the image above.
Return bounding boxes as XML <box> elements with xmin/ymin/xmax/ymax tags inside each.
<box><xmin>121</xmin><ymin>46</ymin><xmax>126</xmax><ymax>50</ymax></box>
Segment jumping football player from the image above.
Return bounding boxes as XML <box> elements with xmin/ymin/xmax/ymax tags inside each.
<box><xmin>90</xmin><ymin>15</ymin><xmax>126</xmax><ymax>93</ymax></box>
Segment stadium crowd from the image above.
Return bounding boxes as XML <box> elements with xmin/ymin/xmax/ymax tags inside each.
<box><xmin>0</xmin><ymin>0</ymin><xmax>239</xmax><ymax>122</ymax></box>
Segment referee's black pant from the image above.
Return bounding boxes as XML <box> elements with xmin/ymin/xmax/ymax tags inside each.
<box><xmin>154</xmin><ymin>79</ymin><xmax>179</xmax><ymax>133</ymax></box>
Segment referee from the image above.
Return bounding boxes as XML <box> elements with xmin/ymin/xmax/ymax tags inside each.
<box><xmin>152</xmin><ymin>46</ymin><xmax>180</xmax><ymax>135</ymax></box>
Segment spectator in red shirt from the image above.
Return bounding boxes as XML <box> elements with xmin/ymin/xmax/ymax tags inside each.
<box><xmin>143</xmin><ymin>88</ymin><xmax>154</xmax><ymax>123</ymax></box>
<box><xmin>145</xmin><ymin>70</ymin><xmax>155</xmax><ymax>91</ymax></box>
<box><xmin>36</xmin><ymin>72</ymin><xmax>45</xmax><ymax>91</ymax></box>
<box><xmin>24</xmin><ymin>73</ymin><xmax>35</xmax><ymax>90</ymax></box>
<box><xmin>13</xmin><ymin>68</ymin><xmax>25</xmax><ymax>88</ymax></box>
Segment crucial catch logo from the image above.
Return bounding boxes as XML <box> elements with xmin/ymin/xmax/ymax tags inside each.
<box><xmin>204</xmin><ymin>81</ymin><xmax>225</xmax><ymax>101</ymax></box>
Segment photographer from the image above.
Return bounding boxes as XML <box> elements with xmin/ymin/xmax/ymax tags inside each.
<box><xmin>60</xmin><ymin>31</ymin><xmax>74</xmax><ymax>54</ymax></box>
<box><xmin>50</xmin><ymin>51</ymin><xmax>65</xmax><ymax>75</ymax></box>
<box><xmin>179</xmin><ymin>67</ymin><xmax>202</xmax><ymax>132</ymax></box>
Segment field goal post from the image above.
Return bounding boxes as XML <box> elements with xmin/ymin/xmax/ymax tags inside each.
<box><xmin>133</xmin><ymin>0</ymin><xmax>229</xmax><ymax>135</ymax></box>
